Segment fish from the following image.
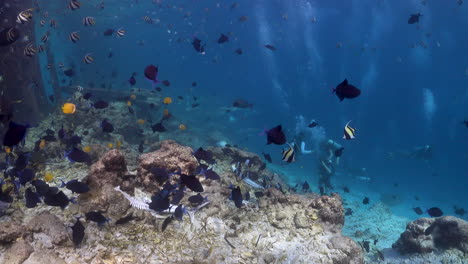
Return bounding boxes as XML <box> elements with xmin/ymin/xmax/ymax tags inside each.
<box><xmin>454</xmin><ymin>206</ymin><xmax>466</xmax><ymax>217</ymax></box>
<box><xmin>116</xmin><ymin>28</ymin><xmax>125</xmax><ymax>37</ymax></box>
<box><xmin>458</xmin><ymin>0</ymin><xmax>463</xmax><ymax>6</ymax></box>
<box><xmin>50</xmin><ymin>19</ymin><xmax>57</xmax><ymax>28</ymax></box>
<box><xmin>362</xmin><ymin>241</ymin><xmax>370</xmax><ymax>253</ymax></box>
<box><xmin>170</xmin><ymin>189</ymin><xmax>185</xmax><ymax>205</ymax></box>
<box><xmin>413</xmin><ymin>207</ymin><xmax>423</xmax><ymax>215</ymax></box>
<box><xmin>234</xmin><ymin>48</ymin><xmax>243</xmax><ymax>55</ymax></box>
<box><xmin>308</xmin><ymin>120</ymin><xmax>319</xmax><ymax>128</ymax></box>
<box><xmin>63</xmin><ymin>69</ymin><xmax>75</xmax><ymax>77</ymax></box>
<box><xmin>162</xmin><ymin>80</ymin><xmax>170</xmax><ymax>86</ymax></box>
<box><xmin>101</xmin><ymin>119</ymin><xmax>114</xmax><ymax>133</ymax></box>
<box><xmin>345</xmin><ymin>208</ymin><xmax>353</xmax><ymax>216</ymax></box>
<box><xmin>202</xmin><ymin>169</ymin><xmax>220</xmax><ymax>180</ymax></box>
<box><xmin>264</xmin><ymin>44</ymin><xmax>276</xmax><ymax>51</ymax></box>
<box><xmin>3</xmin><ymin>121</ymin><xmax>30</xmax><ymax>147</ymax></box>
<box><xmin>231</xmin><ymin>186</ymin><xmax>243</xmax><ymax>208</ymax></box>
<box><xmin>174</xmin><ymin>205</ymin><xmax>185</xmax><ymax>221</ymax></box>
<box><xmin>44</xmin><ymin>190</ymin><xmax>71</xmax><ymax>209</ymax></box>
<box><xmin>65</xmin><ymin>148</ymin><xmax>91</xmax><ymax>163</ymax></box>
<box><xmin>161</xmin><ymin>216</ymin><xmax>173</xmax><ymax>231</ymax></box>
<box><xmin>93</xmin><ymin>100</ymin><xmax>108</xmax><ymax>109</ymax></box>
<box><xmin>151</xmin><ymin>122</ymin><xmax>166</xmax><ymax>133</ymax></box>
<box><xmin>149</xmin><ymin>194</ymin><xmax>170</xmax><ymax>212</ymax></box>
<box><xmin>0</xmin><ymin>27</ymin><xmax>20</xmax><ymax>46</ymax></box>
<box><xmin>188</xmin><ymin>194</ymin><xmax>205</xmax><ymax>205</ymax></box>
<box><xmin>254</xmin><ymin>191</ymin><xmax>264</xmax><ymax>198</ymax></box>
<box><xmin>180</xmin><ymin>174</ymin><xmax>204</xmax><ymax>192</ymax></box>
<box><xmin>192</xmin><ymin>82</ymin><xmax>197</xmax><ymax>87</ymax></box>
<box><xmin>32</xmin><ymin>180</ymin><xmax>50</xmax><ymax>196</ymax></box>
<box><xmin>144</xmin><ymin>65</ymin><xmax>160</xmax><ymax>84</ymax></box>
<box><xmin>19</xmin><ymin>168</ymin><xmax>35</xmax><ymax>185</ymax></box>
<box><xmin>334</xmin><ymin>147</ymin><xmax>345</xmax><ymax>157</ymax></box>
<box><xmin>192</xmin><ymin>37</ymin><xmax>206</xmax><ymax>54</ymax></box>
<box><xmin>163</xmin><ymin>97</ymin><xmax>172</xmax><ymax>104</ymax></box>
<box><xmin>115</xmin><ymin>214</ymin><xmax>136</xmax><ymax>225</ymax></box>
<box><xmin>69</xmin><ymin>32</ymin><xmax>80</xmax><ymax>43</ymax></box>
<box><xmin>128</xmin><ymin>73</ymin><xmax>136</xmax><ymax>86</ymax></box>
<box><xmin>61</xmin><ymin>179</ymin><xmax>89</xmax><ymax>193</ymax></box>
<box><xmin>83</xmin><ymin>53</ymin><xmax>94</xmax><ymax>64</ymax></box>
<box><xmin>83</xmin><ymin>16</ymin><xmax>96</xmax><ymax>26</ymax></box>
<box><xmin>17</xmin><ymin>9</ymin><xmax>33</xmax><ymax>24</ymax></box>
<box><xmin>143</xmin><ymin>16</ymin><xmax>153</xmax><ymax>24</ymax></box>
<box><xmin>37</xmin><ymin>45</ymin><xmax>45</xmax><ymax>53</ymax></box>
<box><xmin>44</xmin><ymin>172</ymin><xmax>54</xmax><ymax>182</ymax></box>
<box><xmin>69</xmin><ymin>0</ymin><xmax>81</xmax><ymax>10</ymax></box>
<box><xmin>233</xmin><ymin>99</ymin><xmax>253</xmax><ymax>108</ymax></box>
<box><xmin>343</xmin><ymin>120</ymin><xmax>356</xmax><ymax>140</ymax></box>
<box><xmin>24</xmin><ymin>43</ymin><xmax>37</xmax><ymax>57</ymax></box>
<box><xmin>408</xmin><ymin>13</ymin><xmax>422</xmax><ymax>24</ymax></box>
<box><xmin>238</xmin><ymin>16</ymin><xmax>248</xmax><ymax>22</ymax></box>
<box><xmin>40</xmin><ymin>31</ymin><xmax>49</xmax><ymax>43</ymax></box>
<box><xmin>68</xmin><ymin>135</ymin><xmax>81</xmax><ymax>146</ymax></box>
<box><xmin>245</xmin><ymin>191</ymin><xmax>251</xmax><ymax>201</ymax></box>
<box><xmin>281</xmin><ymin>143</ymin><xmax>295</xmax><ymax>163</ymax></box>
<box><xmin>103</xmin><ymin>29</ymin><xmax>114</xmax><ymax>36</ymax></box>
<box><xmin>262</xmin><ymin>153</ymin><xmax>272</xmax><ymax>163</ymax></box>
<box><xmin>343</xmin><ymin>186</ymin><xmax>350</xmax><ymax>193</ymax></box>
<box><xmin>427</xmin><ymin>207</ymin><xmax>443</xmax><ymax>217</ymax></box>
<box><xmin>179</xmin><ymin>124</ymin><xmax>187</xmax><ymax>131</ymax></box>
<box><xmin>333</xmin><ymin>79</ymin><xmax>361</xmax><ymax>101</ymax></box>
<box><xmin>15</xmin><ymin>152</ymin><xmax>31</xmax><ymax>170</ymax></box>
<box><xmin>149</xmin><ymin>167</ymin><xmax>172</xmax><ymax>184</ymax></box>
<box><xmin>302</xmin><ymin>181</ymin><xmax>310</xmax><ymax>192</ymax></box>
<box><xmin>25</xmin><ymin>187</ymin><xmax>41</xmax><ymax>208</ymax></box>
<box><xmin>424</xmin><ymin>223</ymin><xmax>436</xmax><ymax>235</ymax></box>
<box><xmin>138</xmin><ymin>141</ymin><xmax>144</xmax><ymax>153</ymax></box>
<box><xmin>71</xmin><ymin>218</ymin><xmax>85</xmax><ymax>246</ymax></box>
<box><xmin>193</xmin><ymin>147</ymin><xmax>215</xmax><ymax>164</ymax></box>
<box><xmin>266</xmin><ymin>125</ymin><xmax>286</xmax><ymax>145</ymax></box>
<box><xmin>85</xmin><ymin>211</ymin><xmax>107</xmax><ymax>225</ymax></box>
<box><xmin>363</xmin><ymin>197</ymin><xmax>370</xmax><ymax>205</ymax></box>
<box><xmin>218</xmin><ymin>34</ymin><xmax>229</xmax><ymax>44</ymax></box>
<box><xmin>62</xmin><ymin>103</ymin><xmax>76</xmax><ymax>114</ymax></box>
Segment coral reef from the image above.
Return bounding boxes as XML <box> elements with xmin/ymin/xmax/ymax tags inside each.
<box><xmin>392</xmin><ymin>216</ymin><xmax>468</xmax><ymax>254</ymax></box>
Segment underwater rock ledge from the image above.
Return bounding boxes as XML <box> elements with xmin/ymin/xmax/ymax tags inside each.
<box><xmin>1</xmin><ymin>140</ymin><xmax>365</xmax><ymax>263</ymax></box>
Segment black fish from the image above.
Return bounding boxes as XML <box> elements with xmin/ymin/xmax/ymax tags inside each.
<box><xmin>25</xmin><ymin>187</ymin><xmax>41</xmax><ymax>208</ymax></box>
<box><xmin>180</xmin><ymin>174</ymin><xmax>204</xmax><ymax>192</ymax></box>
<box><xmin>66</xmin><ymin>148</ymin><xmax>91</xmax><ymax>163</ymax></box>
<box><xmin>170</xmin><ymin>189</ymin><xmax>184</xmax><ymax>205</ymax></box>
<box><xmin>345</xmin><ymin>208</ymin><xmax>353</xmax><ymax>216</ymax></box>
<box><xmin>101</xmin><ymin>119</ymin><xmax>114</xmax><ymax>133</ymax></box>
<box><xmin>71</xmin><ymin>218</ymin><xmax>85</xmax><ymax>246</ymax></box>
<box><xmin>192</xmin><ymin>82</ymin><xmax>197</xmax><ymax>87</ymax></box>
<box><xmin>362</xmin><ymin>241</ymin><xmax>370</xmax><ymax>253</ymax></box>
<box><xmin>162</xmin><ymin>80</ymin><xmax>170</xmax><ymax>87</ymax></box>
<box><xmin>15</xmin><ymin>152</ymin><xmax>31</xmax><ymax>170</ymax></box>
<box><xmin>58</xmin><ymin>126</ymin><xmax>65</xmax><ymax>139</ymax></box>
<box><xmin>343</xmin><ymin>186</ymin><xmax>350</xmax><ymax>193</ymax></box>
<box><xmin>128</xmin><ymin>107</ymin><xmax>134</xmax><ymax>115</ymax></box>
<box><xmin>218</xmin><ymin>33</ymin><xmax>229</xmax><ymax>44</ymax></box>
<box><xmin>234</xmin><ymin>48</ymin><xmax>243</xmax><ymax>55</ymax></box>
<box><xmin>266</xmin><ymin>125</ymin><xmax>286</xmax><ymax>145</ymax></box>
<box><xmin>245</xmin><ymin>191</ymin><xmax>250</xmax><ymax>201</ymax></box>
<box><xmin>413</xmin><ymin>207</ymin><xmax>423</xmax><ymax>215</ymax></box>
<box><xmin>463</xmin><ymin>120</ymin><xmax>468</xmax><ymax>128</ymax></box>
<box><xmin>115</xmin><ymin>214</ymin><xmax>136</xmax><ymax>225</ymax></box>
<box><xmin>264</xmin><ymin>44</ymin><xmax>276</xmax><ymax>51</ymax></box>
<box><xmin>202</xmin><ymin>169</ymin><xmax>220</xmax><ymax>180</ymax></box>
<box><xmin>32</xmin><ymin>180</ymin><xmax>50</xmax><ymax>196</ymax></box>
<box><xmin>0</xmin><ymin>27</ymin><xmax>20</xmax><ymax>46</ymax></box>
<box><xmin>85</xmin><ymin>211</ymin><xmax>107</xmax><ymax>225</ymax></box>
<box><xmin>427</xmin><ymin>207</ymin><xmax>443</xmax><ymax>217</ymax></box>
<box><xmin>193</xmin><ymin>147</ymin><xmax>215</xmax><ymax>164</ymax></box>
<box><xmin>192</xmin><ymin>37</ymin><xmax>206</xmax><ymax>54</ymax></box>
<box><xmin>174</xmin><ymin>205</ymin><xmax>185</xmax><ymax>221</ymax></box>
<box><xmin>363</xmin><ymin>197</ymin><xmax>370</xmax><ymax>205</ymax></box>
<box><xmin>334</xmin><ymin>147</ymin><xmax>345</xmax><ymax>157</ymax></box>
<box><xmin>128</xmin><ymin>74</ymin><xmax>136</xmax><ymax>86</ymax></box>
<box><xmin>261</xmin><ymin>153</ymin><xmax>272</xmax><ymax>163</ymax></box>
<box><xmin>44</xmin><ymin>190</ymin><xmax>70</xmax><ymax>209</ymax></box>
<box><xmin>188</xmin><ymin>194</ymin><xmax>205</xmax><ymax>205</ymax></box>
<box><xmin>149</xmin><ymin>167</ymin><xmax>171</xmax><ymax>184</ymax></box>
<box><xmin>424</xmin><ymin>223</ymin><xmax>436</xmax><ymax>235</ymax></box>
<box><xmin>334</xmin><ymin>79</ymin><xmax>361</xmax><ymax>101</ymax></box>
<box><xmin>319</xmin><ymin>186</ymin><xmax>325</xmax><ymax>195</ymax></box>
<box><xmin>454</xmin><ymin>206</ymin><xmax>466</xmax><ymax>217</ymax></box>
<box><xmin>233</xmin><ymin>99</ymin><xmax>253</xmax><ymax>108</ymax></box>
<box><xmin>254</xmin><ymin>191</ymin><xmax>264</xmax><ymax>198</ymax></box>
<box><xmin>231</xmin><ymin>186</ymin><xmax>243</xmax><ymax>208</ymax></box>
<box><xmin>19</xmin><ymin>168</ymin><xmax>35</xmax><ymax>185</ymax></box>
<box><xmin>62</xmin><ymin>179</ymin><xmax>89</xmax><ymax>193</ymax></box>
<box><xmin>138</xmin><ymin>141</ymin><xmax>144</xmax><ymax>153</ymax></box>
<box><xmin>64</xmin><ymin>68</ymin><xmax>75</xmax><ymax>77</ymax></box>
<box><xmin>68</xmin><ymin>135</ymin><xmax>82</xmax><ymax>146</ymax></box>
<box><xmin>151</xmin><ymin>122</ymin><xmax>166</xmax><ymax>132</ymax></box>
<box><xmin>93</xmin><ymin>100</ymin><xmax>109</xmax><ymax>109</ymax></box>
<box><xmin>149</xmin><ymin>195</ymin><xmax>170</xmax><ymax>212</ymax></box>
<box><xmin>408</xmin><ymin>13</ymin><xmax>422</xmax><ymax>24</ymax></box>
<box><xmin>308</xmin><ymin>120</ymin><xmax>318</xmax><ymax>128</ymax></box>
<box><xmin>302</xmin><ymin>181</ymin><xmax>310</xmax><ymax>192</ymax></box>
<box><xmin>3</xmin><ymin>121</ymin><xmax>30</xmax><ymax>147</ymax></box>
<box><xmin>161</xmin><ymin>216</ymin><xmax>173</xmax><ymax>231</ymax></box>
<box><xmin>103</xmin><ymin>28</ymin><xmax>114</xmax><ymax>36</ymax></box>
<box><xmin>83</xmin><ymin>93</ymin><xmax>92</xmax><ymax>100</ymax></box>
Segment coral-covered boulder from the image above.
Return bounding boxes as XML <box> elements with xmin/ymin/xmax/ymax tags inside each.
<box><xmin>28</xmin><ymin>211</ymin><xmax>71</xmax><ymax>247</ymax></box>
<box><xmin>210</xmin><ymin>146</ymin><xmax>266</xmax><ymax>180</ymax></box>
<box><xmin>392</xmin><ymin>216</ymin><xmax>468</xmax><ymax>254</ymax></box>
<box><xmin>84</xmin><ymin>149</ymin><xmax>127</xmax><ymax>190</ymax></box>
<box><xmin>309</xmin><ymin>193</ymin><xmax>344</xmax><ymax>233</ymax></box>
<box><xmin>1</xmin><ymin>240</ymin><xmax>34</xmax><ymax>264</ymax></box>
<box><xmin>329</xmin><ymin>236</ymin><xmax>364</xmax><ymax>264</ymax></box>
<box><xmin>0</xmin><ymin>221</ymin><xmax>29</xmax><ymax>244</ymax></box>
<box><xmin>137</xmin><ymin>140</ymin><xmax>198</xmax><ymax>193</ymax></box>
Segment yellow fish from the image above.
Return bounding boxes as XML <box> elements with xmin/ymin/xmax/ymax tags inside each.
<box><xmin>137</xmin><ymin>119</ymin><xmax>145</xmax><ymax>125</ymax></box>
<box><xmin>130</xmin><ymin>94</ymin><xmax>136</xmax><ymax>100</ymax></box>
<box><xmin>82</xmin><ymin>146</ymin><xmax>92</xmax><ymax>153</ymax></box>
<box><xmin>108</xmin><ymin>143</ymin><xmax>114</xmax><ymax>148</ymax></box>
<box><xmin>4</xmin><ymin>146</ymin><xmax>11</xmax><ymax>154</ymax></box>
<box><xmin>179</xmin><ymin>124</ymin><xmax>186</xmax><ymax>131</ymax></box>
<box><xmin>343</xmin><ymin>120</ymin><xmax>356</xmax><ymax>140</ymax></box>
<box><xmin>62</xmin><ymin>102</ymin><xmax>76</xmax><ymax>114</ymax></box>
<box><xmin>39</xmin><ymin>139</ymin><xmax>46</xmax><ymax>149</ymax></box>
<box><xmin>127</xmin><ymin>101</ymin><xmax>132</xmax><ymax>106</ymax></box>
<box><xmin>163</xmin><ymin>97</ymin><xmax>172</xmax><ymax>104</ymax></box>
<box><xmin>116</xmin><ymin>140</ymin><xmax>122</xmax><ymax>148</ymax></box>
<box><xmin>44</xmin><ymin>172</ymin><xmax>54</xmax><ymax>182</ymax></box>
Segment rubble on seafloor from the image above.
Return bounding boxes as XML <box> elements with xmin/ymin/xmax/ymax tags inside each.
<box><xmin>0</xmin><ymin>139</ymin><xmax>365</xmax><ymax>264</ymax></box>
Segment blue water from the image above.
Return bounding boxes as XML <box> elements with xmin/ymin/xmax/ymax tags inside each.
<box><xmin>34</xmin><ymin>0</ymin><xmax>467</xmax><ymax>222</ymax></box>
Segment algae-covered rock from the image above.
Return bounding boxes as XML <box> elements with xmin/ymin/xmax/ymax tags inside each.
<box><xmin>1</xmin><ymin>239</ymin><xmax>34</xmax><ymax>264</ymax></box>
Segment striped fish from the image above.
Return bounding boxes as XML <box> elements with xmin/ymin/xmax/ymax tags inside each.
<box><xmin>38</xmin><ymin>45</ymin><xmax>45</xmax><ymax>53</ymax></box>
<box><xmin>343</xmin><ymin>120</ymin><xmax>356</xmax><ymax>140</ymax></box>
<box><xmin>43</xmin><ymin>12</ymin><xmax>49</xmax><ymax>18</ymax></box>
<box><xmin>40</xmin><ymin>20</ymin><xmax>46</xmax><ymax>26</ymax></box>
<box><xmin>6</xmin><ymin>28</ymin><xmax>18</xmax><ymax>43</ymax></box>
<box><xmin>47</xmin><ymin>64</ymin><xmax>52</xmax><ymax>70</ymax></box>
<box><xmin>69</xmin><ymin>31</ymin><xmax>80</xmax><ymax>43</ymax></box>
<box><xmin>83</xmin><ymin>16</ymin><xmax>95</xmax><ymax>26</ymax></box>
<box><xmin>40</xmin><ymin>32</ymin><xmax>49</xmax><ymax>43</ymax></box>
<box><xmin>69</xmin><ymin>0</ymin><xmax>81</xmax><ymax>10</ymax></box>
<box><xmin>50</xmin><ymin>19</ymin><xmax>56</xmax><ymax>28</ymax></box>
<box><xmin>24</xmin><ymin>43</ymin><xmax>37</xmax><ymax>57</ymax></box>
<box><xmin>17</xmin><ymin>9</ymin><xmax>33</xmax><ymax>24</ymax></box>
<box><xmin>143</xmin><ymin>16</ymin><xmax>153</xmax><ymax>24</ymax></box>
<box><xmin>58</xmin><ymin>63</ymin><xmax>64</xmax><ymax>68</ymax></box>
<box><xmin>116</xmin><ymin>28</ymin><xmax>125</xmax><ymax>37</ymax></box>
<box><xmin>83</xmin><ymin>53</ymin><xmax>94</xmax><ymax>64</ymax></box>
<box><xmin>281</xmin><ymin>143</ymin><xmax>295</xmax><ymax>163</ymax></box>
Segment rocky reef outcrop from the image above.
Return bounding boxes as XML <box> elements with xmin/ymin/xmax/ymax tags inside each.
<box><xmin>392</xmin><ymin>216</ymin><xmax>468</xmax><ymax>254</ymax></box>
